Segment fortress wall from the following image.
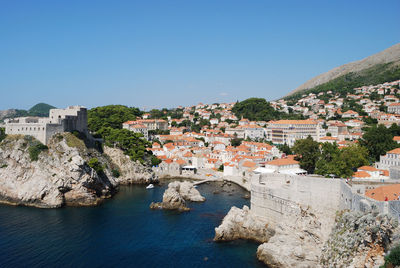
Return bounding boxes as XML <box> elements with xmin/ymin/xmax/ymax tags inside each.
<box><xmin>251</xmin><ymin>173</ymin><xmax>400</xmax><ymax>223</ymax></box>
<box><xmin>45</xmin><ymin>124</ymin><xmax>64</xmax><ymax>144</ymax></box>
<box><xmin>5</xmin><ymin>123</ymin><xmax>47</xmax><ymax>144</ymax></box>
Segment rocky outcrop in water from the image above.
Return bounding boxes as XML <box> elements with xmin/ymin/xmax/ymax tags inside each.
<box><xmin>150</xmin><ymin>181</ymin><xmax>205</xmax><ymax>211</ymax></box>
<box><xmin>0</xmin><ymin>133</ymin><xmax>156</xmax><ymax>208</ymax></box>
<box><xmin>103</xmin><ymin>146</ymin><xmax>156</xmax><ymax>185</ymax></box>
<box><xmin>214</xmin><ymin>206</ymin><xmax>275</xmax><ymax>243</ymax></box>
<box><xmin>320</xmin><ymin>210</ymin><xmax>399</xmax><ymax>268</ymax></box>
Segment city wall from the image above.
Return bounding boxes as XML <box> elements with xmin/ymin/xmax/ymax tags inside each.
<box><xmin>251</xmin><ymin>173</ymin><xmax>400</xmax><ymax>224</ymax></box>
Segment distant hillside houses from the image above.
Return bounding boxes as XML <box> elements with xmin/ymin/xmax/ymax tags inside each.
<box><xmin>5</xmin><ymin>106</ymin><xmax>88</xmax><ymax>145</ymax></box>
<box><xmin>123</xmin><ymin>119</ymin><xmax>168</xmax><ymax>140</ymax></box>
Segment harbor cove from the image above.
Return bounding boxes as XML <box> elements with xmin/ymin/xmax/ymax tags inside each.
<box><xmin>0</xmin><ymin>182</ymin><xmax>264</xmax><ymax>268</ymax></box>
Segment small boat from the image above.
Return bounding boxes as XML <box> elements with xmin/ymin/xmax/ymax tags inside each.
<box><xmin>146</xmin><ymin>184</ymin><xmax>154</xmax><ymax>189</ymax></box>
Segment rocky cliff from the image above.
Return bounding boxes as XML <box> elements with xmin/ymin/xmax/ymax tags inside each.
<box><xmin>320</xmin><ymin>210</ymin><xmax>399</xmax><ymax>268</ymax></box>
<box><xmin>0</xmin><ymin>133</ymin><xmax>156</xmax><ymax>208</ymax></box>
<box><xmin>256</xmin><ymin>207</ymin><xmax>333</xmax><ymax>267</ymax></box>
<box><xmin>214</xmin><ymin>206</ymin><xmax>275</xmax><ymax>243</ymax></box>
<box><xmin>215</xmin><ymin>205</ymin><xmax>399</xmax><ymax>267</ymax></box>
<box><xmin>103</xmin><ymin>146</ymin><xmax>155</xmax><ymax>185</ymax></box>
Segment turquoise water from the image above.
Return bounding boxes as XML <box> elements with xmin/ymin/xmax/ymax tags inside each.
<box><xmin>0</xmin><ymin>183</ymin><xmax>264</xmax><ymax>267</ymax></box>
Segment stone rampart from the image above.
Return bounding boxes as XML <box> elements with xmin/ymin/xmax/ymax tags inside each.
<box><xmin>251</xmin><ymin>173</ymin><xmax>400</xmax><ymax>224</ymax></box>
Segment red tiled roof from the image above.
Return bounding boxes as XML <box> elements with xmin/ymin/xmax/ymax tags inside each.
<box><xmin>365</xmin><ymin>184</ymin><xmax>400</xmax><ymax>201</ymax></box>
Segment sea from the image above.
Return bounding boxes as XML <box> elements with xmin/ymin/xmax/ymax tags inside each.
<box><xmin>0</xmin><ymin>182</ymin><xmax>265</xmax><ymax>268</ymax></box>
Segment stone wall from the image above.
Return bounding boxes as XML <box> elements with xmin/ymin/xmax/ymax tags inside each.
<box><xmin>251</xmin><ymin>173</ymin><xmax>400</xmax><ymax>224</ymax></box>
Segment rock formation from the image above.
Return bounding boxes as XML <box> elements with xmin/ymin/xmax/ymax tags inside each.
<box><xmin>0</xmin><ymin>133</ymin><xmax>156</xmax><ymax>208</ymax></box>
<box><xmin>256</xmin><ymin>207</ymin><xmax>332</xmax><ymax>268</ymax></box>
<box><xmin>103</xmin><ymin>146</ymin><xmax>156</xmax><ymax>185</ymax></box>
<box><xmin>320</xmin><ymin>210</ymin><xmax>399</xmax><ymax>268</ymax></box>
<box><xmin>0</xmin><ymin>134</ymin><xmax>114</xmax><ymax>208</ymax></box>
<box><xmin>150</xmin><ymin>181</ymin><xmax>205</xmax><ymax>211</ymax></box>
<box><xmin>214</xmin><ymin>205</ymin><xmax>275</xmax><ymax>243</ymax></box>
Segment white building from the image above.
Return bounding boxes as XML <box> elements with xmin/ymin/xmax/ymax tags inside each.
<box><xmin>378</xmin><ymin>148</ymin><xmax>400</xmax><ymax>170</ymax></box>
<box><xmin>265</xmin><ymin>120</ymin><xmax>322</xmax><ymax>146</ymax></box>
<box><xmin>388</xmin><ymin>103</ymin><xmax>400</xmax><ymax>114</ymax></box>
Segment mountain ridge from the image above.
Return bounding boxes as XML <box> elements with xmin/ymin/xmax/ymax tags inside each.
<box><xmin>285</xmin><ymin>43</ymin><xmax>400</xmax><ymax>98</ymax></box>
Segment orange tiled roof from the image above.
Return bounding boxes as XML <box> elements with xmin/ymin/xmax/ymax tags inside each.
<box><xmin>393</xmin><ymin>136</ymin><xmax>400</xmax><ymax>141</ymax></box>
<box><xmin>365</xmin><ymin>184</ymin><xmax>400</xmax><ymax>201</ymax></box>
<box><xmin>242</xmin><ymin>161</ymin><xmax>256</xmax><ymax>168</ymax></box>
<box><xmin>358</xmin><ymin>166</ymin><xmax>378</xmax><ymax>172</ymax></box>
<box><xmin>353</xmin><ymin>171</ymin><xmax>371</xmax><ymax>178</ymax></box>
<box><xmin>387</xmin><ymin>148</ymin><xmax>400</xmax><ymax>155</ymax></box>
<box><xmin>265</xmin><ymin>158</ymin><xmax>299</xmax><ymax>166</ymax></box>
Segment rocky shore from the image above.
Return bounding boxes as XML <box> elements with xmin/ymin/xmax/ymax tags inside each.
<box><xmin>320</xmin><ymin>210</ymin><xmax>399</xmax><ymax>267</ymax></box>
<box><xmin>214</xmin><ymin>205</ymin><xmax>399</xmax><ymax>267</ymax></box>
<box><xmin>0</xmin><ymin>133</ymin><xmax>156</xmax><ymax>208</ymax></box>
<box><xmin>214</xmin><ymin>206</ymin><xmax>275</xmax><ymax>243</ymax></box>
<box><xmin>150</xmin><ymin>181</ymin><xmax>205</xmax><ymax>211</ymax></box>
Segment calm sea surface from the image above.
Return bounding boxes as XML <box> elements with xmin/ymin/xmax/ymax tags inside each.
<box><xmin>0</xmin><ymin>182</ymin><xmax>264</xmax><ymax>268</ymax></box>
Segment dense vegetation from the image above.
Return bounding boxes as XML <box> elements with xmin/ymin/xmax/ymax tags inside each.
<box><xmin>359</xmin><ymin>124</ymin><xmax>400</xmax><ymax>162</ymax></box>
<box><xmin>88</xmin><ymin>105</ymin><xmax>142</xmax><ymax>132</ymax></box>
<box><xmin>97</xmin><ymin>127</ymin><xmax>160</xmax><ymax>165</ymax></box>
<box><xmin>286</xmin><ymin>62</ymin><xmax>400</xmax><ymax>101</ymax></box>
<box><xmin>232</xmin><ymin>98</ymin><xmax>303</xmax><ymax>121</ymax></box>
<box><xmin>292</xmin><ymin>136</ymin><xmax>369</xmax><ymax>177</ymax></box>
<box><xmin>86</xmin><ymin>105</ymin><xmax>162</xmax><ymax>165</ymax></box>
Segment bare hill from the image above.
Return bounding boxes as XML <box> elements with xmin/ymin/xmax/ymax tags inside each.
<box><xmin>286</xmin><ymin>43</ymin><xmax>400</xmax><ymax>97</ymax></box>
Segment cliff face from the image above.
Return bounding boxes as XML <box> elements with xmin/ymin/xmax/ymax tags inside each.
<box><xmin>0</xmin><ymin>133</ymin><xmax>156</xmax><ymax>208</ymax></box>
<box><xmin>103</xmin><ymin>146</ymin><xmax>155</xmax><ymax>185</ymax></box>
<box><xmin>320</xmin><ymin>210</ymin><xmax>399</xmax><ymax>267</ymax></box>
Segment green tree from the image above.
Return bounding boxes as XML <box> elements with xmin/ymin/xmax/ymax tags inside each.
<box><xmin>231</xmin><ymin>137</ymin><xmax>243</xmax><ymax>147</ymax></box>
<box><xmin>359</xmin><ymin>124</ymin><xmax>398</xmax><ymax>162</ymax></box>
<box><xmin>277</xmin><ymin>143</ymin><xmax>292</xmax><ymax>155</ymax></box>
<box><xmin>88</xmin><ymin>105</ymin><xmax>142</xmax><ymax>132</ymax></box>
<box><xmin>232</xmin><ymin>98</ymin><xmax>283</xmax><ymax>121</ymax></box>
<box><xmin>292</xmin><ymin>136</ymin><xmax>320</xmax><ymax>173</ymax></box>
<box><xmin>315</xmin><ymin>142</ymin><xmax>340</xmax><ymax>176</ymax></box>
<box><xmin>97</xmin><ymin>127</ymin><xmax>154</xmax><ymax>164</ymax></box>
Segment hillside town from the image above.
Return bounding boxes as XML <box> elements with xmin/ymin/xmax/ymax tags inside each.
<box><xmin>115</xmin><ymin>80</ymin><xmax>400</xmax><ymax>200</ymax></box>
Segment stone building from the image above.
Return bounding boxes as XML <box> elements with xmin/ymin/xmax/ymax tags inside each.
<box><xmin>5</xmin><ymin>106</ymin><xmax>88</xmax><ymax>145</ymax></box>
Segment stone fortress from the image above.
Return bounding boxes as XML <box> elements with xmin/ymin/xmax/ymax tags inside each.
<box><xmin>4</xmin><ymin>106</ymin><xmax>88</xmax><ymax>145</ymax></box>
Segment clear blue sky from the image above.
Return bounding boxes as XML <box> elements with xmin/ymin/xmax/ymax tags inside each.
<box><xmin>0</xmin><ymin>0</ymin><xmax>399</xmax><ymax>110</ymax></box>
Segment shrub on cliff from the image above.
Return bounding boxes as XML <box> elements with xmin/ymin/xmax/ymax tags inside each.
<box><xmin>88</xmin><ymin>158</ymin><xmax>104</xmax><ymax>174</ymax></box>
<box><xmin>28</xmin><ymin>142</ymin><xmax>48</xmax><ymax>161</ymax></box>
<box><xmin>384</xmin><ymin>245</ymin><xmax>400</xmax><ymax>267</ymax></box>
<box><xmin>0</xmin><ymin>127</ymin><xmax>6</xmax><ymax>142</ymax></box>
